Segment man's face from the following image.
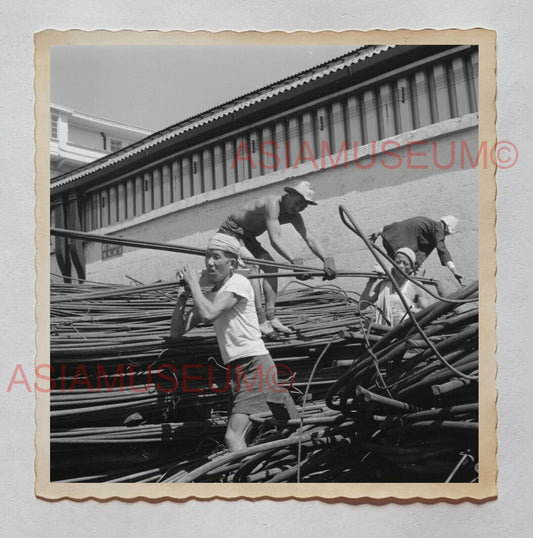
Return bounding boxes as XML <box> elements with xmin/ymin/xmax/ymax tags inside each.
<box><xmin>205</xmin><ymin>249</ymin><xmax>233</xmax><ymax>282</ymax></box>
<box><xmin>394</xmin><ymin>253</ymin><xmax>413</xmax><ymax>274</ymax></box>
<box><xmin>286</xmin><ymin>192</ymin><xmax>308</xmax><ymax>214</ymax></box>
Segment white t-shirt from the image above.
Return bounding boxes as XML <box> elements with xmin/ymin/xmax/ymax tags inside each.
<box><xmin>375</xmin><ymin>280</ymin><xmax>422</xmax><ymax>326</ymax></box>
<box><xmin>211</xmin><ymin>273</ymin><xmax>268</xmax><ymax>364</ymax></box>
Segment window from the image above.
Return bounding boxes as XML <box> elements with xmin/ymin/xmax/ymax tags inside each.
<box><xmin>110</xmin><ymin>139</ymin><xmax>123</xmax><ymax>152</ymax></box>
<box><xmin>51</xmin><ymin>114</ymin><xmax>59</xmax><ymax>139</ymax></box>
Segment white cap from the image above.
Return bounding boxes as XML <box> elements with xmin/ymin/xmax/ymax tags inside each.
<box><xmin>440</xmin><ymin>215</ymin><xmax>458</xmax><ymax>234</ymax></box>
<box><xmin>284</xmin><ymin>180</ymin><xmax>317</xmax><ymax>205</ymax></box>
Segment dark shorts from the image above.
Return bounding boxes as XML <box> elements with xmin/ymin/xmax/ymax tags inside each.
<box><xmin>218</xmin><ymin>216</ymin><xmax>268</xmax><ymax>259</ymax></box>
<box><xmin>228</xmin><ymin>354</ymin><xmax>292</xmax><ymax>416</ymax></box>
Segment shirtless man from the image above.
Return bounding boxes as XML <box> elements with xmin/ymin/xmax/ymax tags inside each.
<box><xmin>218</xmin><ymin>180</ymin><xmax>337</xmax><ymax>336</ymax></box>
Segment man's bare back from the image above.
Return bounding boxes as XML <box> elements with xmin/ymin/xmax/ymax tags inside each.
<box><xmin>216</xmin><ymin>181</ymin><xmax>336</xmax><ymax>337</ymax></box>
<box><xmin>228</xmin><ymin>194</ymin><xmax>300</xmax><ymax>236</ymax></box>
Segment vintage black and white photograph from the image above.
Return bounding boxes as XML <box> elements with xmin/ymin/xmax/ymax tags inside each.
<box><xmin>37</xmin><ymin>30</ymin><xmax>496</xmax><ymax>500</ymax></box>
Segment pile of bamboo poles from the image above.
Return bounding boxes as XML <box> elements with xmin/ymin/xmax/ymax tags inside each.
<box><xmin>163</xmin><ymin>283</ymin><xmax>479</xmax><ymax>484</ymax></box>
<box><xmin>50</xmin><ymin>280</ymin><xmax>367</xmax><ymax>481</ymax></box>
<box><xmin>49</xmin><ymin>276</ymin><xmax>479</xmax><ymax>483</ymax></box>
<box><xmin>320</xmin><ymin>281</ymin><xmax>479</xmax><ymax>482</ymax></box>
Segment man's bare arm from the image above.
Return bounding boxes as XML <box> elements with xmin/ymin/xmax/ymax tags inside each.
<box><xmin>291</xmin><ymin>213</ymin><xmax>337</xmax><ymax>279</ymax></box>
<box><xmin>169</xmin><ymin>292</ymin><xmax>201</xmax><ymax>338</ymax></box>
<box><xmin>290</xmin><ymin>213</ymin><xmax>327</xmax><ymax>261</ymax></box>
<box><xmin>265</xmin><ymin>198</ymin><xmax>297</xmax><ymax>262</ymax></box>
<box><xmin>360</xmin><ymin>277</ymin><xmax>380</xmax><ymax>306</ymax></box>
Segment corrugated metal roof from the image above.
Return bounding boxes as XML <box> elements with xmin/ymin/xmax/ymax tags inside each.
<box><xmin>51</xmin><ymin>45</ymin><xmax>394</xmax><ymax>190</ymax></box>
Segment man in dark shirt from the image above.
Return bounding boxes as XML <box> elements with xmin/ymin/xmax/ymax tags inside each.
<box><xmin>369</xmin><ymin>215</ymin><xmax>463</xmax><ymax>282</ymax></box>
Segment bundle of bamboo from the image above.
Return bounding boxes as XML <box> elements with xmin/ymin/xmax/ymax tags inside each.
<box><xmin>50</xmin><ymin>276</ymin><xmax>478</xmax><ymax>483</ymax></box>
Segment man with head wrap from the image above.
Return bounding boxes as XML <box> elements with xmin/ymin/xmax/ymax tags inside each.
<box><xmin>368</xmin><ymin>215</ymin><xmax>463</xmax><ymax>282</ymax></box>
<box><xmin>169</xmin><ymin>233</ymin><xmax>294</xmax><ymax>452</ymax></box>
<box><xmin>361</xmin><ymin>247</ymin><xmax>433</xmax><ymax>327</ymax></box>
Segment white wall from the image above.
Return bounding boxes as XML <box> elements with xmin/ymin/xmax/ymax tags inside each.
<box><xmin>68</xmin><ymin>123</ymin><xmax>105</xmax><ymax>149</ymax></box>
<box><xmin>83</xmin><ymin>121</ymin><xmax>479</xmax><ymax>295</ymax></box>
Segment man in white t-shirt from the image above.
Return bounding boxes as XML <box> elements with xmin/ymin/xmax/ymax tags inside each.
<box><xmin>169</xmin><ymin>233</ymin><xmax>293</xmax><ymax>451</ymax></box>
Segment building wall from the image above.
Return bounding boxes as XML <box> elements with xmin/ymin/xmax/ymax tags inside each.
<box><xmin>83</xmin><ymin>117</ymin><xmax>478</xmax><ymax>293</ymax></box>
<box><xmin>67</xmin><ymin>124</ymin><xmax>135</xmax><ymax>151</ymax></box>
<box><xmin>50</xmin><ymin>106</ymin><xmax>152</xmax><ymax>180</ymax></box>
<box><xmin>52</xmin><ymin>46</ymin><xmax>479</xmax><ymax>289</ymax></box>
<box><xmin>76</xmin><ymin>47</ymin><xmax>479</xmax><ymax>235</ymax></box>
<box><xmin>68</xmin><ymin>124</ymin><xmax>106</xmax><ymax>150</ymax></box>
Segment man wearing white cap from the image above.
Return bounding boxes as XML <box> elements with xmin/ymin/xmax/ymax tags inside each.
<box><xmin>369</xmin><ymin>215</ymin><xmax>463</xmax><ymax>282</ymax></box>
<box><xmin>217</xmin><ymin>180</ymin><xmax>337</xmax><ymax>336</ymax></box>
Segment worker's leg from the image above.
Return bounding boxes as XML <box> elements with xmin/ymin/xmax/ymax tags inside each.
<box><xmin>236</xmin><ymin>244</ymin><xmax>263</xmax><ymax>318</ymax></box>
<box><xmin>226</xmin><ymin>354</ymin><xmax>273</xmax><ymax>450</ymax></box>
<box><xmin>238</xmin><ymin>244</ymin><xmax>278</xmax><ymax>337</ymax></box>
<box><xmin>257</xmin><ymin>251</ymin><xmax>278</xmax><ymax>318</ymax></box>
<box><xmin>258</xmin><ymin>252</ymin><xmax>292</xmax><ymax>334</ymax></box>
<box><xmin>249</xmin><ymin>268</ymin><xmax>266</xmax><ymax>323</ymax></box>
<box><xmin>225</xmin><ymin>412</ymin><xmax>251</xmax><ymax>451</ymax></box>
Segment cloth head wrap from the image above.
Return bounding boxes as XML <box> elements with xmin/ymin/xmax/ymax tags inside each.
<box><xmin>207</xmin><ymin>233</ymin><xmax>241</xmax><ymax>256</ymax></box>
<box><xmin>395</xmin><ymin>247</ymin><xmax>416</xmax><ymax>267</ymax></box>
